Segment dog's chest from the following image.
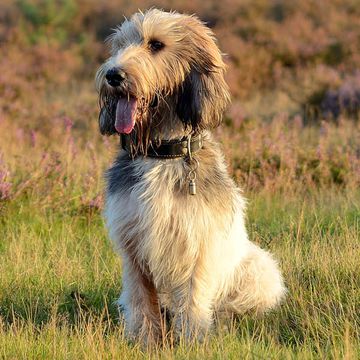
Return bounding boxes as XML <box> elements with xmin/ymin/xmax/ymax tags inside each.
<box><xmin>105</xmin><ymin>157</ymin><xmax>206</xmax><ymax>279</ymax></box>
<box><xmin>104</xmin><ymin>149</ymin><xmax>236</xmax><ymax>289</ymax></box>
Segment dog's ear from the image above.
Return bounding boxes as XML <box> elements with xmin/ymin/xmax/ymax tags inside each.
<box><xmin>99</xmin><ymin>105</ymin><xmax>117</xmax><ymax>135</ymax></box>
<box><xmin>176</xmin><ymin>16</ymin><xmax>230</xmax><ymax>131</ymax></box>
<box><xmin>176</xmin><ymin>69</ymin><xmax>229</xmax><ymax>131</ymax></box>
<box><xmin>96</xmin><ymin>64</ymin><xmax>117</xmax><ymax>135</ymax></box>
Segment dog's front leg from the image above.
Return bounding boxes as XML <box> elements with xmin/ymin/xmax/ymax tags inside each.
<box><xmin>174</xmin><ymin>254</ymin><xmax>218</xmax><ymax>342</ymax></box>
<box><xmin>118</xmin><ymin>254</ymin><xmax>163</xmax><ymax>344</ymax></box>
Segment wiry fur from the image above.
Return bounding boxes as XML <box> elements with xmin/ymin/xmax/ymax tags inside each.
<box><xmin>96</xmin><ymin>9</ymin><xmax>286</xmax><ymax>344</ymax></box>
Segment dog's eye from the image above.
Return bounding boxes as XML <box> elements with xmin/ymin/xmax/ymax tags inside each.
<box><xmin>148</xmin><ymin>40</ymin><xmax>164</xmax><ymax>53</ymax></box>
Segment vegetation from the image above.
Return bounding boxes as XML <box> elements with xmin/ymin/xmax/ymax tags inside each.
<box><xmin>0</xmin><ymin>0</ymin><xmax>359</xmax><ymax>358</ymax></box>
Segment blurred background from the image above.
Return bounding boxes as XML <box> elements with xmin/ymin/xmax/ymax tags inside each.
<box><xmin>0</xmin><ymin>0</ymin><xmax>359</xmax><ymax>205</ymax></box>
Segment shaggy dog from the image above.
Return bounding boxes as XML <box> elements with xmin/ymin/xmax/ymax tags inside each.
<box><xmin>95</xmin><ymin>9</ymin><xmax>285</xmax><ymax>344</ymax></box>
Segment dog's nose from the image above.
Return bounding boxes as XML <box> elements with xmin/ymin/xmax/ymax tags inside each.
<box><xmin>105</xmin><ymin>67</ymin><xmax>125</xmax><ymax>87</ymax></box>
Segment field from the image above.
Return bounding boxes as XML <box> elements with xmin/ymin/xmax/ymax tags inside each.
<box><xmin>1</xmin><ymin>0</ymin><xmax>360</xmax><ymax>359</ymax></box>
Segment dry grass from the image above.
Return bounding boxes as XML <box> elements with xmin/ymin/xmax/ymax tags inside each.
<box><xmin>1</xmin><ymin>185</ymin><xmax>359</xmax><ymax>358</ymax></box>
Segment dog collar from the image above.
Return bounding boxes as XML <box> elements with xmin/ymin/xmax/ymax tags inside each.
<box><xmin>120</xmin><ymin>133</ymin><xmax>203</xmax><ymax>159</ymax></box>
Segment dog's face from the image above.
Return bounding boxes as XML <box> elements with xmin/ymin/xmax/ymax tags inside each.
<box><xmin>95</xmin><ymin>9</ymin><xmax>230</xmax><ymax>139</ymax></box>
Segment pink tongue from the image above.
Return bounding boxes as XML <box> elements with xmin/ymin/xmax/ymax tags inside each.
<box><xmin>115</xmin><ymin>97</ymin><xmax>137</xmax><ymax>134</ymax></box>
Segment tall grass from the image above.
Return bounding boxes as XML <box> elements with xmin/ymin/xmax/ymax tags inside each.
<box><xmin>1</xmin><ymin>109</ymin><xmax>359</xmax><ymax>358</ymax></box>
<box><xmin>1</xmin><ymin>187</ymin><xmax>359</xmax><ymax>358</ymax></box>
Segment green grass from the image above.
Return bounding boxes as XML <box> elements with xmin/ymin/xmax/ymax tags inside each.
<box><xmin>1</xmin><ymin>190</ymin><xmax>359</xmax><ymax>359</ymax></box>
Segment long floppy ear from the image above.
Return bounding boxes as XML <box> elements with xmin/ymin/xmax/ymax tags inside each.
<box><xmin>99</xmin><ymin>105</ymin><xmax>117</xmax><ymax>135</ymax></box>
<box><xmin>176</xmin><ymin>16</ymin><xmax>230</xmax><ymax>132</ymax></box>
<box><xmin>176</xmin><ymin>68</ymin><xmax>230</xmax><ymax>131</ymax></box>
<box><xmin>95</xmin><ymin>63</ymin><xmax>117</xmax><ymax>135</ymax></box>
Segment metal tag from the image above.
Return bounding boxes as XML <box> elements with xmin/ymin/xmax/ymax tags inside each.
<box><xmin>189</xmin><ymin>179</ymin><xmax>197</xmax><ymax>195</ymax></box>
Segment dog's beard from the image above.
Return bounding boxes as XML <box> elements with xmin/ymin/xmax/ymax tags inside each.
<box><xmin>99</xmin><ymin>85</ymin><xmax>161</xmax><ymax>156</ymax></box>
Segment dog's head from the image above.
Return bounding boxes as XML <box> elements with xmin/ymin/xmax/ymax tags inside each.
<box><xmin>95</xmin><ymin>9</ymin><xmax>230</xmax><ymax>141</ymax></box>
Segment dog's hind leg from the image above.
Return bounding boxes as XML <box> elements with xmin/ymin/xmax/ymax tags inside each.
<box><xmin>117</xmin><ymin>254</ymin><xmax>164</xmax><ymax>345</ymax></box>
<box><xmin>223</xmin><ymin>244</ymin><xmax>286</xmax><ymax>315</ymax></box>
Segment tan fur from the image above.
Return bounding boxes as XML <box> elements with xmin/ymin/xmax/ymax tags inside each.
<box><xmin>96</xmin><ymin>9</ymin><xmax>286</xmax><ymax>345</ymax></box>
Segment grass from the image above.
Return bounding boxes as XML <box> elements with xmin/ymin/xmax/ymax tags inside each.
<box><xmin>1</xmin><ymin>189</ymin><xmax>359</xmax><ymax>359</ymax></box>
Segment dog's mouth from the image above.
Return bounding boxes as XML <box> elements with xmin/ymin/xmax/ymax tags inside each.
<box><xmin>113</xmin><ymin>93</ymin><xmax>159</xmax><ymax>134</ymax></box>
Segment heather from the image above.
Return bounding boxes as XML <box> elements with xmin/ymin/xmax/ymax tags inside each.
<box><xmin>1</xmin><ymin>0</ymin><xmax>360</xmax><ymax>358</ymax></box>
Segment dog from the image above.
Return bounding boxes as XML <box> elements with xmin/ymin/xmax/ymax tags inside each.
<box><xmin>95</xmin><ymin>9</ymin><xmax>285</xmax><ymax>344</ymax></box>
